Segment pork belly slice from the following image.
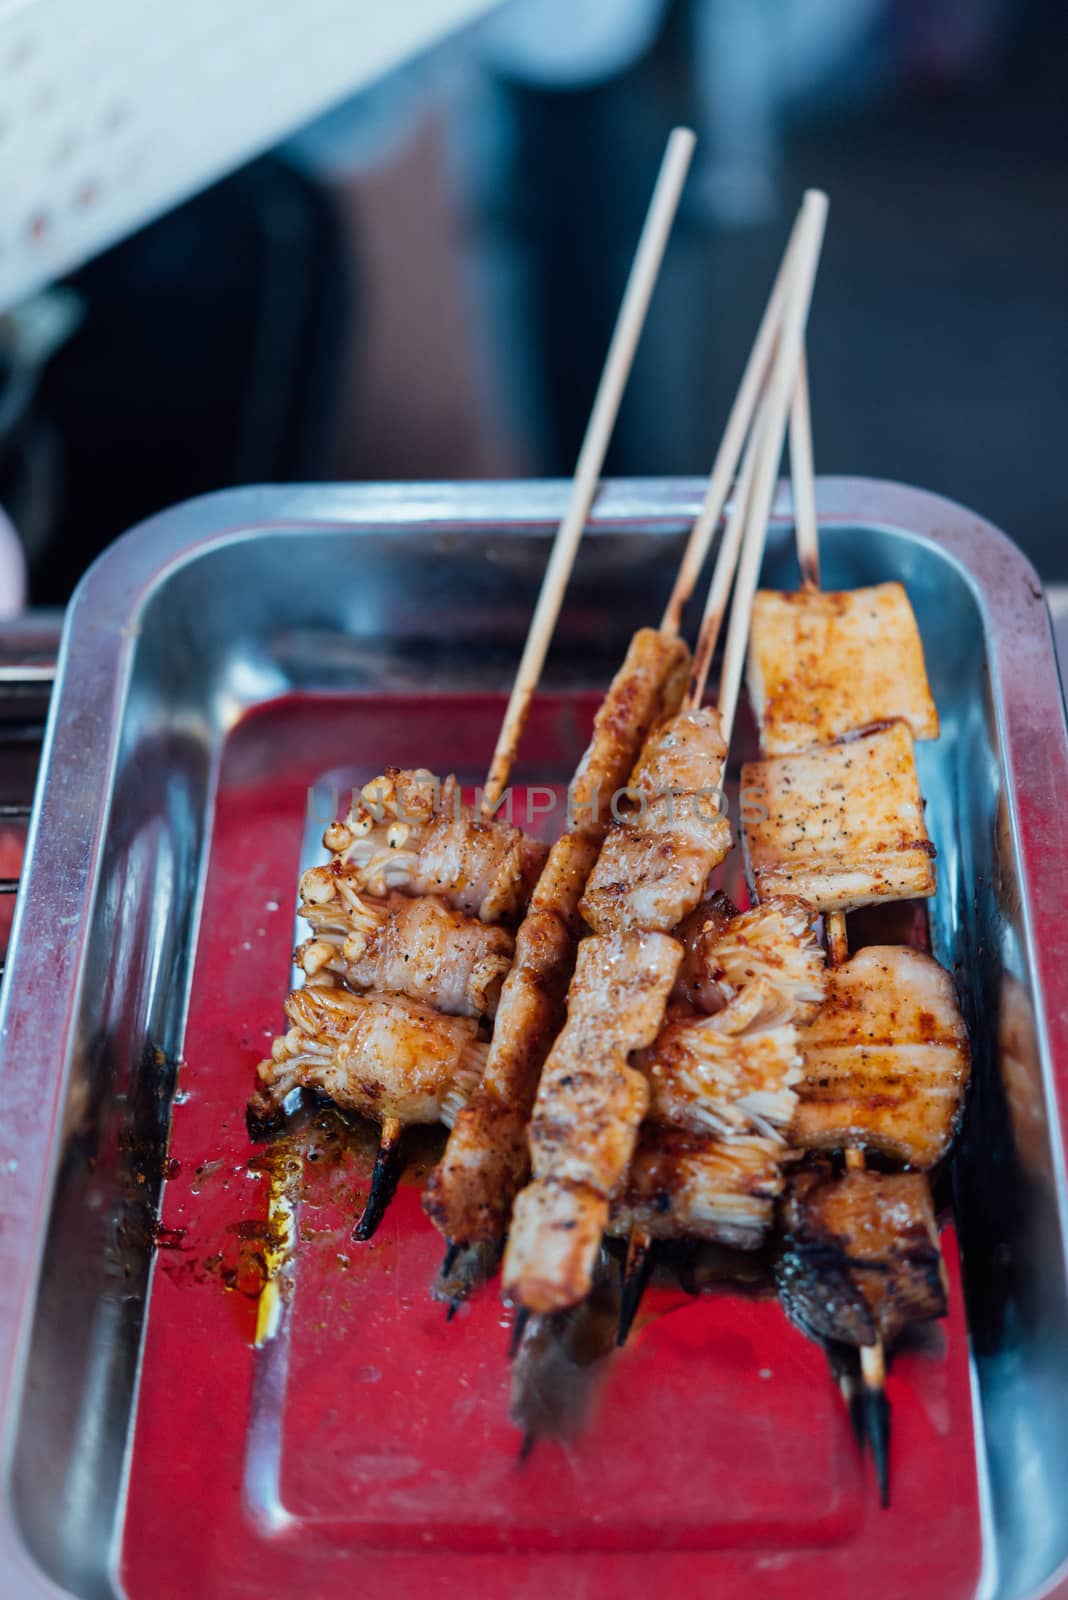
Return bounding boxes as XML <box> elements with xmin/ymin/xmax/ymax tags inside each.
<box><xmin>580</xmin><ymin>708</ymin><xmax>733</xmax><ymax>935</ymax></box>
<box><xmin>747</xmin><ymin>582</ymin><xmax>939</xmax><ymax>756</ymax></box>
<box><xmin>777</xmin><ymin>1163</ymin><xmax>947</xmax><ymax>1349</ymax></box>
<box><xmin>254</xmin><ymin>984</ymin><xmax>486</xmax><ymax>1127</ymax></box>
<box><xmin>741</xmin><ymin>721</ymin><xmax>936</xmax><ymax>912</ymax></box>
<box><xmin>502</xmin><ymin>930</ymin><xmax>682</xmax><ymax>1312</ymax></box>
<box><xmin>793</xmin><ymin>944</ymin><xmax>970</xmax><ymax>1168</ymax></box>
<box><xmin>609</xmin><ymin>1128</ymin><xmax>785</xmax><ymax>1249</ymax></box>
<box><xmin>297</xmin><ymin>883</ymin><xmax>514</xmax><ymax>1018</ymax></box>
<box><xmin>322</xmin><ymin>769</ymin><xmax>547</xmax><ymax>924</ymax></box>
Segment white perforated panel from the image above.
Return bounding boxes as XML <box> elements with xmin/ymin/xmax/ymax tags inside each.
<box><xmin>0</xmin><ymin>0</ymin><xmax>500</xmax><ymax>310</ymax></box>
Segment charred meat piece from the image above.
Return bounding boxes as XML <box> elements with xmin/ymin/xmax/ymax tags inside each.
<box><xmin>777</xmin><ymin>1162</ymin><xmax>947</xmax><ymax>1348</ymax></box>
<box><xmin>747</xmin><ymin>583</ymin><xmax>939</xmax><ymax>756</ymax></box>
<box><xmin>793</xmin><ymin>944</ymin><xmax>970</xmax><ymax>1168</ymax></box>
<box><xmin>503</xmin><ymin>930</ymin><xmax>682</xmax><ymax>1313</ymax></box>
<box><xmin>253</xmin><ymin>984</ymin><xmax>486</xmax><ymax>1129</ymax></box>
<box><xmin>580</xmin><ymin>708</ymin><xmax>733</xmax><ymax>935</ymax></box>
<box><xmin>296</xmin><ymin>882</ymin><xmax>514</xmax><ymax>1018</ymax></box>
<box><xmin>741</xmin><ymin>722</ymin><xmax>936</xmax><ymax>913</ymax></box>
<box><xmin>322</xmin><ymin>769</ymin><xmax>547</xmax><ymax>924</ymax></box>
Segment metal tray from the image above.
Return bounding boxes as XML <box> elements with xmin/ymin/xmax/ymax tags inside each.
<box><xmin>1</xmin><ymin>479</ymin><xmax>1066</xmax><ymax>1600</ymax></box>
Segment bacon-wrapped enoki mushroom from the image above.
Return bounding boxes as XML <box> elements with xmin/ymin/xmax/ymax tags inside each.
<box><xmin>323</xmin><ymin>770</ymin><xmax>548</xmax><ymax>925</ymax></box>
<box><xmin>297</xmin><ymin>877</ymin><xmax>514</xmax><ymax>1020</ymax></box>
<box><xmin>251</xmin><ymin>984</ymin><xmax>487</xmax><ymax>1130</ymax></box>
<box><xmin>611</xmin><ymin>897</ymin><xmax>824</xmax><ymax>1338</ymax></box>
<box><xmin>610</xmin><ymin>1130</ymin><xmax>786</xmax><ymax>1252</ymax></box>
<box><xmin>580</xmin><ymin>708</ymin><xmax>733</xmax><ymax>935</ymax></box>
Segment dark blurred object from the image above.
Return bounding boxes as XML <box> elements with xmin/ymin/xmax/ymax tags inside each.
<box><xmin>27</xmin><ymin>157</ymin><xmax>348</xmax><ymax>606</ymax></box>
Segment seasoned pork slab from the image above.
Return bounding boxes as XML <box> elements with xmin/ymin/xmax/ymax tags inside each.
<box><xmin>741</xmin><ymin>721</ymin><xmax>937</xmax><ymax>912</ymax></box>
<box><xmin>747</xmin><ymin>582</ymin><xmax>939</xmax><ymax>755</ymax></box>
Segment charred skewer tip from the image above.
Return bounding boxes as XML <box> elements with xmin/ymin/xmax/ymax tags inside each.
<box><xmin>352</xmin><ymin>1116</ymin><xmax>405</xmax><ymax>1242</ymax></box>
<box><xmin>616</xmin><ymin>1229</ymin><xmax>654</xmax><ymax>1347</ymax></box>
<box><xmin>508</xmin><ymin>1306</ymin><xmax>531</xmax><ymax>1361</ymax></box>
<box><xmin>860</xmin><ymin>1339</ymin><xmax>891</xmax><ymax>1507</ymax></box>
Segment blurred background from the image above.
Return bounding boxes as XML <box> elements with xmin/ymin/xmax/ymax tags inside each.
<box><xmin>2</xmin><ymin>0</ymin><xmax>1067</xmax><ymax>606</ymax></box>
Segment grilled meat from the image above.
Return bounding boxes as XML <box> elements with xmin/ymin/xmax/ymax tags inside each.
<box><xmin>254</xmin><ymin>984</ymin><xmax>486</xmax><ymax>1127</ymax></box>
<box><xmin>322</xmin><ymin>769</ymin><xmax>547</xmax><ymax>924</ymax></box>
<box><xmin>792</xmin><ymin>944</ymin><xmax>970</xmax><ymax>1168</ymax></box>
<box><xmin>747</xmin><ymin>583</ymin><xmax>939</xmax><ymax>756</ymax></box>
<box><xmin>741</xmin><ymin>721</ymin><xmax>937</xmax><ymax>912</ymax></box>
<box><xmin>503</xmin><ymin>930</ymin><xmax>682</xmax><ymax>1313</ymax></box>
<box><xmin>777</xmin><ymin>1162</ymin><xmax>947</xmax><ymax>1348</ymax></box>
<box><xmin>296</xmin><ymin>881</ymin><xmax>513</xmax><ymax>1018</ymax></box>
<box><xmin>580</xmin><ymin>708</ymin><xmax>733</xmax><ymax>934</ymax></box>
<box><xmin>423</xmin><ymin>627</ymin><xmax>691</xmax><ymax>1248</ymax></box>
<box><xmin>610</xmin><ymin>1128</ymin><xmax>786</xmax><ymax>1249</ymax></box>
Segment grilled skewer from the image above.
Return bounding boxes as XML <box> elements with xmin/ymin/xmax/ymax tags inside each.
<box><xmin>251</xmin><ymin>129</ymin><xmax>697</xmax><ymax>1236</ymax></box>
<box><xmin>504</xmin><ymin>191</ymin><xmax>830</xmax><ymax>1324</ymax></box>
<box><xmin>743</xmin><ymin>354</ymin><xmax>969</xmax><ymax>1505</ymax></box>
<box><xmin>427</xmin><ymin>191</ymin><xmax>827</xmax><ymax>1298</ymax></box>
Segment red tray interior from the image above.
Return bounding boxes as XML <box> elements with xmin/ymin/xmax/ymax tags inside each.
<box><xmin>121</xmin><ymin>695</ymin><xmax>983</xmax><ymax>1600</ymax></box>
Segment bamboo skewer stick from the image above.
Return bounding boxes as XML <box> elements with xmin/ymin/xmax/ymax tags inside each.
<box><xmin>714</xmin><ymin>190</ymin><xmax>828</xmax><ymax>745</ymax></box>
<box><xmin>789</xmin><ymin>352</ymin><xmax>820</xmax><ymax>591</ymax></box>
<box><xmin>659</xmin><ymin>223</ymin><xmax>803</xmax><ymax>637</ymax></box>
<box><xmin>617</xmin><ymin>193</ymin><xmax>829</xmax><ymax>1345</ymax></box>
<box><xmin>353</xmin><ymin>1115</ymin><xmax>404</xmax><ymax>1241</ymax></box>
<box><xmin>482</xmin><ymin>126</ymin><xmax>696</xmax><ymax>815</ymax></box>
<box><xmin>789</xmin><ymin>350</ymin><xmax>891</xmax><ymax>1504</ymax></box>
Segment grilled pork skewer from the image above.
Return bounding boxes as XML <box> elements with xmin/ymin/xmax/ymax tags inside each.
<box><xmin>250</xmin><ymin>130</ymin><xmax>698</xmax><ymax>1237</ymax></box>
<box><xmin>423</xmin><ymin>628</ymin><xmax>690</xmax><ymax>1284</ymax></box>
<box><xmin>504</xmin><ymin>192</ymin><xmax>830</xmax><ymax>1324</ymax></box>
<box><xmin>426</xmin><ymin>191</ymin><xmax>828</xmax><ymax>1299</ymax></box>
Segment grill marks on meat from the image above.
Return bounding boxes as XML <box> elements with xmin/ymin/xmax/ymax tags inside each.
<box><xmin>777</xmin><ymin>1163</ymin><xmax>947</xmax><ymax>1348</ymax></box>
<box><xmin>503</xmin><ymin>931</ymin><xmax>682</xmax><ymax>1313</ymax></box>
<box><xmin>792</xmin><ymin>944</ymin><xmax>971</xmax><ymax>1168</ymax></box>
<box><xmin>580</xmin><ymin>708</ymin><xmax>733</xmax><ymax>935</ymax></box>
<box><xmin>423</xmin><ymin>628</ymin><xmax>691</xmax><ymax>1247</ymax></box>
<box><xmin>323</xmin><ymin>770</ymin><xmax>547</xmax><ymax>924</ymax></box>
<box><xmin>741</xmin><ymin>721</ymin><xmax>937</xmax><ymax>912</ymax></box>
<box><xmin>297</xmin><ymin>880</ymin><xmax>514</xmax><ymax>1019</ymax></box>
<box><xmin>747</xmin><ymin>584</ymin><xmax>940</xmax><ymax>756</ymax></box>
<box><xmin>254</xmin><ymin>984</ymin><xmax>486</xmax><ymax>1127</ymax></box>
